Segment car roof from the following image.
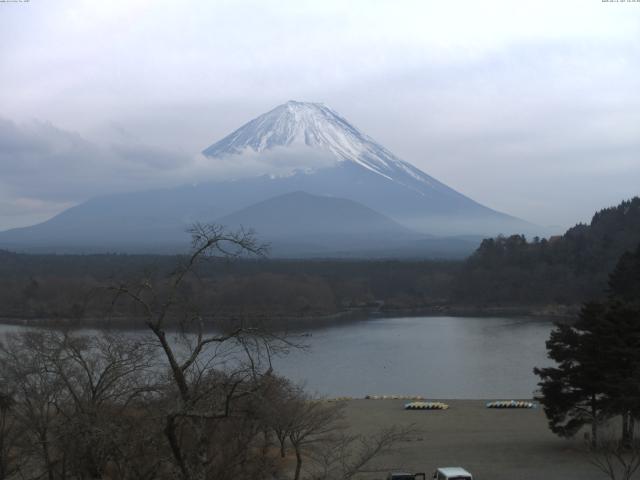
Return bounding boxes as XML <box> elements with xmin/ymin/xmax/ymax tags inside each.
<box><xmin>437</xmin><ymin>467</ymin><xmax>472</xmax><ymax>477</ymax></box>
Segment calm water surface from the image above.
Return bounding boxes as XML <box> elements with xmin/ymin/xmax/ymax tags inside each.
<box><xmin>0</xmin><ymin>316</ymin><xmax>554</xmax><ymax>399</ymax></box>
<box><xmin>273</xmin><ymin>316</ymin><xmax>554</xmax><ymax>398</ymax></box>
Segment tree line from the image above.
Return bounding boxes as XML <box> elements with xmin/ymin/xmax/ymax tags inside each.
<box><xmin>0</xmin><ymin>252</ymin><xmax>459</xmax><ymax>323</ymax></box>
<box><xmin>1</xmin><ymin>197</ymin><xmax>639</xmax><ymax>323</ymax></box>
<box><xmin>456</xmin><ymin>197</ymin><xmax>640</xmax><ymax>306</ymax></box>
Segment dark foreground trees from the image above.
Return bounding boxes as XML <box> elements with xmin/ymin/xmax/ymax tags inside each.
<box><xmin>0</xmin><ymin>328</ymin><xmax>412</xmax><ymax>480</ymax></box>
<box><xmin>535</xmin><ymin>244</ymin><xmax>640</xmax><ymax>447</ymax></box>
<box><xmin>0</xmin><ymin>330</ymin><xmax>158</xmax><ymax>480</ymax></box>
<box><xmin>0</xmin><ymin>224</ymin><xmax>409</xmax><ymax>480</ymax></box>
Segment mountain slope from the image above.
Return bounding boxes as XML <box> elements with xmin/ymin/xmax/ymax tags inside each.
<box><xmin>216</xmin><ymin>191</ymin><xmax>480</xmax><ymax>258</ymax></box>
<box><xmin>218</xmin><ymin>191</ymin><xmax>416</xmax><ymax>238</ymax></box>
<box><xmin>216</xmin><ymin>191</ymin><xmax>427</xmax><ymax>256</ymax></box>
<box><xmin>0</xmin><ymin>101</ymin><xmax>535</xmax><ymax>255</ymax></box>
<box><xmin>202</xmin><ymin>100</ymin><xmax>533</xmax><ymax>235</ymax></box>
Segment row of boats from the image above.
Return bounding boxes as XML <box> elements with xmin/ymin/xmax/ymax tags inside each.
<box><xmin>404</xmin><ymin>400</ymin><xmax>536</xmax><ymax>410</ymax></box>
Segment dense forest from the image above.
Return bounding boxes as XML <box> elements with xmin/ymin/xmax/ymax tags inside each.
<box><xmin>0</xmin><ymin>197</ymin><xmax>639</xmax><ymax>325</ymax></box>
<box><xmin>0</xmin><ymin>251</ymin><xmax>459</xmax><ymax>325</ymax></box>
<box><xmin>456</xmin><ymin>197</ymin><xmax>640</xmax><ymax>306</ymax></box>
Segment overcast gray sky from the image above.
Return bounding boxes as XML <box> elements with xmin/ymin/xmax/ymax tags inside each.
<box><xmin>1</xmin><ymin>0</ymin><xmax>639</xmax><ymax>231</ymax></box>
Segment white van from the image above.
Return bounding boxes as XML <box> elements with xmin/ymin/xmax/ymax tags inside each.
<box><xmin>432</xmin><ymin>467</ymin><xmax>473</xmax><ymax>480</ymax></box>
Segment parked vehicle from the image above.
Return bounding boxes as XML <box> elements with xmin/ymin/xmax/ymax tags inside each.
<box><xmin>387</xmin><ymin>472</ymin><xmax>426</xmax><ymax>480</ymax></box>
<box><xmin>432</xmin><ymin>467</ymin><xmax>473</xmax><ymax>480</ymax></box>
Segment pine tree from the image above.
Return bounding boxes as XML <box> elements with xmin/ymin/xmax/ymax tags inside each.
<box><xmin>535</xmin><ymin>243</ymin><xmax>640</xmax><ymax>445</ymax></box>
<box><xmin>608</xmin><ymin>244</ymin><xmax>640</xmax><ymax>306</ymax></box>
<box><xmin>534</xmin><ymin>302</ymin><xmax>610</xmax><ymax>446</ymax></box>
<box><xmin>602</xmin><ymin>245</ymin><xmax>640</xmax><ymax>445</ymax></box>
<box><xmin>597</xmin><ymin>302</ymin><xmax>640</xmax><ymax>445</ymax></box>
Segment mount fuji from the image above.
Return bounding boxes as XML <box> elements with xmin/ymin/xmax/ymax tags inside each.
<box><xmin>201</xmin><ymin>100</ymin><xmax>531</xmax><ymax>235</ymax></box>
<box><xmin>0</xmin><ymin>101</ymin><xmax>534</xmax><ymax>256</ymax></box>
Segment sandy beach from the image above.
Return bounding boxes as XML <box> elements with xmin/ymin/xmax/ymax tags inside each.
<box><xmin>342</xmin><ymin>399</ymin><xmax>604</xmax><ymax>480</ymax></box>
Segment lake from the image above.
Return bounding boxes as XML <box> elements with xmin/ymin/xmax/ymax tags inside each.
<box><xmin>273</xmin><ymin>316</ymin><xmax>554</xmax><ymax>399</ymax></box>
<box><xmin>0</xmin><ymin>316</ymin><xmax>554</xmax><ymax>399</ymax></box>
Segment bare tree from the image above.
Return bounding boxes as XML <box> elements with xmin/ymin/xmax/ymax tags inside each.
<box><xmin>307</xmin><ymin>425</ymin><xmax>417</xmax><ymax>480</ymax></box>
<box><xmin>286</xmin><ymin>398</ymin><xmax>346</xmax><ymax>480</ymax></box>
<box><xmin>109</xmin><ymin>223</ymin><xmax>290</xmax><ymax>480</ymax></box>
<box><xmin>48</xmin><ymin>332</ymin><xmax>158</xmax><ymax>480</ymax></box>
<box><xmin>258</xmin><ymin>374</ymin><xmax>302</xmax><ymax>458</ymax></box>
<box><xmin>0</xmin><ymin>329</ymin><xmax>161</xmax><ymax>480</ymax></box>
<box><xmin>0</xmin><ymin>331</ymin><xmax>68</xmax><ymax>480</ymax></box>
<box><xmin>587</xmin><ymin>427</ymin><xmax>640</xmax><ymax>480</ymax></box>
<box><xmin>0</xmin><ymin>390</ymin><xmax>24</xmax><ymax>480</ymax></box>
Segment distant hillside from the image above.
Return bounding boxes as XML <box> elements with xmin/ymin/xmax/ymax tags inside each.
<box><xmin>217</xmin><ymin>191</ymin><xmax>422</xmax><ymax>255</ymax></box>
<box><xmin>219</xmin><ymin>191</ymin><xmax>416</xmax><ymax>237</ymax></box>
<box><xmin>455</xmin><ymin>197</ymin><xmax>640</xmax><ymax>305</ymax></box>
<box><xmin>0</xmin><ymin>189</ymin><xmax>481</xmax><ymax>258</ymax></box>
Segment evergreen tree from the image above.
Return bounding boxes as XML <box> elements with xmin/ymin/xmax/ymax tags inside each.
<box><xmin>535</xmin><ymin>243</ymin><xmax>640</xmax><ymax>445</ymax></box>
<box><xmin>603</xmin><ymin>245</ymin><xmax>640</xmax><ymax>444</ymax></box>
<box><xmin>534</xmin><ymin>302</ymin><xmax>610</xmax><ymax>446</ymax></box>
<box><xmin>597</xmin><ymin>301</ymin><xmax>640</xmax><ymax>445</ymax></box>
<box><xmin>608</xmin><ymin>244</ymin><xmax>640</xmax><ymax>306</ymax></box>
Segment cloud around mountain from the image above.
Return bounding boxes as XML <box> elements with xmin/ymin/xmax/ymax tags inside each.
<box><xmin>0</xmin><ymin>100</ymin><xmax>538</xmax><ymax>256</ymax></box>
<box><xmin>0</xmin><ymin>117</ymin><xmax>343</xmax><ymax>230</ymax></box>
<box><xmin>0</xmin><ymin>117</ymin><xmax>185</xmax><ymax>228</ymax></box>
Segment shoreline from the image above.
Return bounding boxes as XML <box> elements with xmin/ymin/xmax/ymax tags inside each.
<box><xmin>0</xmin><ymin>303</ymin><xmax>575</xmax><ymax>332</ymax></box>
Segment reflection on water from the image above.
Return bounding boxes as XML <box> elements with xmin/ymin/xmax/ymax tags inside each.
<box><xmin>272</xmin><ymin>316</ymin><xmax>554</xmax><ymax>398</ymax></box>
<box><xmin>0</xmin><ymin>316</ymin><xmax>554</xmax><ymax>399</ymax></box>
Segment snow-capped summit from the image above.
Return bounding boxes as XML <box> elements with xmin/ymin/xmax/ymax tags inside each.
<box><xmin>198</xmin><ymin>101</ymin><xmax>534</xmax><ymax>236</ymax></box>
<box><xmin>202</xmin><ymin>100</ymin><xmax>428</xmax><ymax>182</ymax></box>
